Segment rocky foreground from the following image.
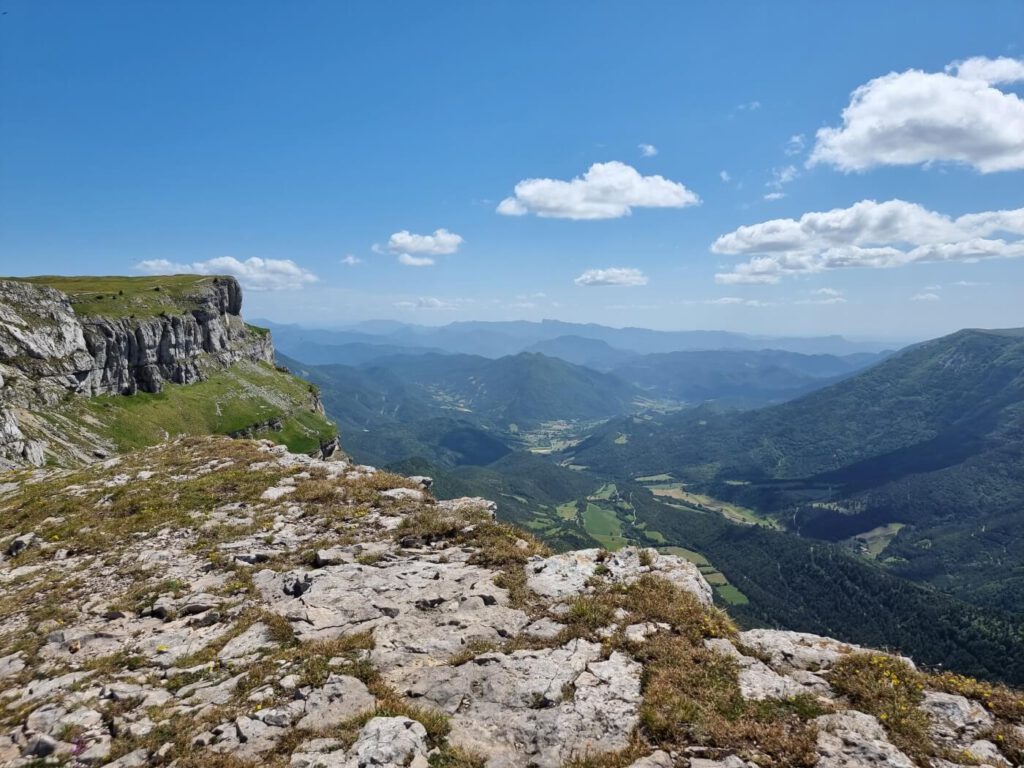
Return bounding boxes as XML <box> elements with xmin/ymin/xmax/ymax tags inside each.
<box><xmin>0</xmin><ymin>438</ymin><xmax>1022</xmax><ymax>768</ymax></box>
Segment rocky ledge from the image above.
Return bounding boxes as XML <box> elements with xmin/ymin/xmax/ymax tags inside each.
<box><xmin>0</xmin><ymin>437</ymin><xmax>1021</xmax><ymax>768</ymax></box>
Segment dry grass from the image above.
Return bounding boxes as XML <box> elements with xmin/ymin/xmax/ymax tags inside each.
<box><xmin>637</xmin><ymin>635</ymin><xmax>818</xmax><ymax>767</ymax></box>
<box><xmin>830</xmin><ymin>653</ymin><xmax>931</xmax><ymax>764</ymax></box>
<box><xmin>983</xmin><ymin>723</ymin><xmax>1024</xmax><ymax>765</ymax></box>
<box><xmin>560</xmin><ymin>739</ymin><xmax>649</xmax><ymax>768</ymax></box>
<box><xmin>927</xmin><ymin>671</ymin><xmax>1024</xmax><ymax>723</ymax></box>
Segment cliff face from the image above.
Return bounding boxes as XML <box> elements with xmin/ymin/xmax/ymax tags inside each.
<box><xmin>0</xmin><ymin>276</ymin><xmax>327</xmax><ymax>468</ymax></box>
<box><xmin>0</xmin><ymin>276</ymin><xmax>272</xmax><ymax>399</ymax></box>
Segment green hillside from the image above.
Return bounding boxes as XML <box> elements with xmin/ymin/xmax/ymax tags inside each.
<box><xmin>364</xmin><ymin>351</ymin><xmax>642</xmax><ymax>427</ymax></box>
<box><xmin>610</xmin><ymin>348</ymin><xmax>886</xmax><ymax>405</ymax></box>
<box><xmin>23</xmin><ymin>360</ymin><xmax>337</xmax><ymax>458</ymax></box>
<box><xmin>570</xmin><ymin>328</ymin><xmax>1024</xmax><ymax>612</ymax></box>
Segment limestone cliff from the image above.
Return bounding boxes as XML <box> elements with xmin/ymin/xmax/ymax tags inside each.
<box><xmin>0</xmin><ymin>276</ymin><xmax>332</xmax><ymax>468</ymax></box>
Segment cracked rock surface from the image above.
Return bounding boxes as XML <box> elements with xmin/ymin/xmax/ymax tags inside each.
<box><xmin>1</xmin><ymin>436</ymin><xmax>1021</xmax><ymax>768</ymax></box>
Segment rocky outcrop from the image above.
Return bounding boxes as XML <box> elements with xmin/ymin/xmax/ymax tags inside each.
<box><xmin>1</xmin><ymin>436</ymin><xmax>1020</xmax><ymax>768</ymax></box>
<box><xmin>0</xmin><ymin>276</ymin><xmax>279</xmax><ymax>467</ymax></box>
<box><xmin>0</xmin><ymin>277</ymin><xmax>271</xmax><ymax>398</ymax></box>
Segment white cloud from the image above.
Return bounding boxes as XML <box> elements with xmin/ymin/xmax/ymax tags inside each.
<box><xmin>341</xmin><ymin>254</ymin><xmax>361</xmax><ymax>266</ymax></box>
<box><xmin>705</xmin><ymin>297</ymin><xmax>772</xmax><ymax>307</ymax></box>
<box><xmin>911</xmin><ymin>292</ymin><xmax>941</xmax><ymax>302</ymax></box>
<box><xmin>785</xmin><ymin>134</ymin><xmax>806</xmax><ymax>156</ymax></box>
<box><xmin>797</xmin><ymin>288</ymin><xmax>847</xmax><ymax>305</ymax></box>
<box><xmin>393</xmin><ymin>297</ymin><xmax>455</xmax><ymax>310</ymax></box>
<box><xmin>387</xmin><ymin>228</ymin><xmax>463</xmax><ymax>255</ymax></box>
<box><xmin>497</xmin><ymin>161</ymin><xmax>699</xmax><ymax>220</ymax></box>
<box><xmin>952</xmin><ymin>280</ymin><xmax>987</xmax><ymax>287</ymax></box>
<box><xmin>397</xmin><ymin>253</ymin><xmax>435</xmax><ymax>267</ymax></box>
<box><xmin>947</xmin><ymin>56</ymin><xmax>1024</xmax><ymax>85</ymax></box>
<box><xmin>810</xmin><ymin>56</ymin><xmax>1024</xmax><ymax>173</ymax></box>
<box><xmin>639</xmin><ymin>143</ymin><xmax>658</xmax><ymax>157</ymax></box>
<box><xmin>768</xmin><ymin>165</ymin><xmax>798</xmax><ymax>189</ymax></box>
<box><xmin>135</xmin><ymin>256</ymin><xmax>318</xmax><ymax>291</ymax></box>
<box><xmin>737</xmin><ymin>100</ymin><xmax>761</xmax><ymax>111</ymax></box>
<box><xmin>574</xmin><ymin>267</ymin><xmax>649</xmax><ymax>287</ymax></box>
<box><xmin>712</xmin><ymin>199</ymin><xmax>1024</xmax><ymax>284</ymax></box>
<box><xmin>923</xmin><ymin>284</ymin><xmax>942</xmax><ymax>291</ymax></box>
<box><xmin>763</xmin><ymin>192</ymin><xmax>786</xmax><ymax>201</ymax></box>
<box><xmin>720</xmin><ymin>170</ymin><xmax>732</xmax><ymax>183</ymax></box>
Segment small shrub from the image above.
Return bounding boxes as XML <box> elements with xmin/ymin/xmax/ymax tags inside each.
<box><xmin>429</xmin><ymin>745</ymin><xmax>488</xmax><ymax>768</ymax></box>
<box><xmin>448</xmin><ymin>639</ymin><xmax>498</xmax><ymax>666</ymax></box>
<box><xmin>928</xmin><ymin>671</ymin><xmax>1024</xmax><ymax>722</ymax></box>
<box><xmin>830</xmin><ymin>653</ymin><xmax>931</xmax><ymax>762</ymax></box>
<box><xmin>984</xmin><ymin>723</ymin><xmax>1024</xmax><ymax>765</ymax></box>
<box><xmin>565</xmin><ymin>595</ymin><xmax>617</xmax><ymax>634</ymax></box>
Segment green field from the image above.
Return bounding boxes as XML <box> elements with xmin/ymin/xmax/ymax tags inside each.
<box><xmin>582</xmin><ymin>502</ymin><xmax>629</xmax><ymax>550</ymax></box>
<box><xmin>852</xmin><ymin>522</ymin><xmax>906</xmax><ymax>558</ymax></box>
<box><xmin>635</xmin><ymin>473</ymin><xmax>674</xmax><ymax>482</ymax></box>
<box><xmin>648</xmin><ymin>482</ymin><xmax>778</xmax><ymax>528</ymax></box>
<box><xmin>555</xmin><ymin>501</ymin><xmax>578</xmax><ymax>522</ymax></box>
<box><xmin>589</xmin><ymin>482</ymin><xmax>618</xmax><ymax>500</ymax></box>
<box><xmin>715</xmin><ymin>585</ymin><xmax>750</xmax><ymax>605</ymax></box>
<box><xmin>656</xmin><ymin>545</ymin><xmax>748</xmax><ymax>605</ymax></box>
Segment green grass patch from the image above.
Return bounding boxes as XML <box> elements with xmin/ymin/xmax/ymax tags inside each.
<box><xmin>12</xmin><ymin>274</ymin><xmax>220</xmax><ymax>319</ymax></box>
<box><xmin>82</xmin><ymin>360</ymin><xmax>335</xmax><ymax>454</ymax></box>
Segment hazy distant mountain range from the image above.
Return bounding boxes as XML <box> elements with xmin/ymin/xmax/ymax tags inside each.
<box><xmin>255</xmin><ymin>318</ymin><xmax>899</xmax><ymax>361</ymax></box>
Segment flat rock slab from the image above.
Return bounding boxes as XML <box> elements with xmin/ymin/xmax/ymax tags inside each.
<box><xmin>525</xmin><ymin>546</ymin><xmax>713</xmax><ymax>605</ymax></box>
<box><xmin>393</xmin><ymin>640</ymin><xmax>642</xmax><ymax>768</ymax></box>
<box><xmin>255</xmin><ymin>556</ymin><xmax>530</xmax><ymax>672</ymax></box>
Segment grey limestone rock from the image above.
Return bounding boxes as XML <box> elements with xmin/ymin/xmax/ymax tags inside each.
<box><xmin>525</xmin><ymin>546</ymin><xmax>713</xmax><ymax>605</ymax></box>
<box><xmin>814</xmin><ymin>710</ymin><xmax>915</xmax><ymax>768</ymax></box>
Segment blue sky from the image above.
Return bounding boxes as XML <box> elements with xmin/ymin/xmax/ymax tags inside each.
<box><xmin>1</xmin><ymin>1</ymin><xmax>1022</xmax><ymax>340</ymax></box>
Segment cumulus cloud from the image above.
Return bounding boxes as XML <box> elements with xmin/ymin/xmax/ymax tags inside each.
<box><xmin>763</xmin><ymin>192</ymin><xmax>786</xmax><ymax>201</ymax></box>
<box><xmin>135</xmin><ymin>257</ymin><xmax>318</xmax><ymax>291</ymax></box>
<box><xmin>912</xmin><ymin>292</ymin><xmax>941</xmax><ymax>302</ymax></box>
<box><xmin>398</xmin><ymin>253</ymin><xmax>435</xmax><ymax>267</ymax></box>
<box><xmin>387</xmin><ymin>228</ymin><xmax>463</xmax><ymax>255</ymax></box>
<box><xmin>497</xmin><ymin>161</ymin><xmax>699</xmax><ymax>220</ymax></box>
<box><xmin>809</xmin><ymin>56</ymin><xmax>1024</xmax><ymax>173</ymax></box>
<box><xmin>785</xmin><ymin>134</ymin><xmax>806</xmax><ymax>156</ymax></box>
<box><xmin>574</xmin><ymin>267</ymin><xmax>649</xmax><ymax>287</ymax></box>
<box><xmin>720</xmin><ymin>170</ymin><xmax>732</xmax><ymax>183</ymax></box>
<box><xmin>341</xmin><ymin>254</ymin><xmax>361</xmax><ymax>266</ymax></box>
<box><xmin>712</xmin><ymin>199</ymin><xmax>1024</xmax><ymax>284</ymax></box>
<box><xmin>639</xmin><ymin>143</ymin><xmax>659</xmax><ymax>157</ymax></box>
<box><xmin>947</xmin><ymin>56</ymin><xmax>1024</xmax><ymax>85</ymax></box>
